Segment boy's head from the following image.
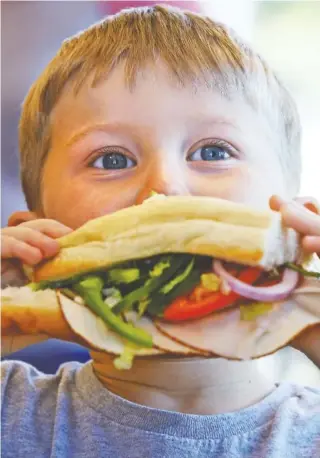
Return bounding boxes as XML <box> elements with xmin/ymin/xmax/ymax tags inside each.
<box><xmin>17</xmin><ymin>5</ymin><xmax>301</xmax><ymax>229</ymax></box>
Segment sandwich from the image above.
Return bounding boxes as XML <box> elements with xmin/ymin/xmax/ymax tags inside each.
<box><xmin>2</xmin><ymin>194</ymin><xmax>320</xmax><ymax>369</ymax></box>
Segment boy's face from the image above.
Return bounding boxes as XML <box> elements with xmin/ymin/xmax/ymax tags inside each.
<box><xmin>42</xmin><ymin>62</ymin><xmax>287</xmax><ymax>228</ymax></box>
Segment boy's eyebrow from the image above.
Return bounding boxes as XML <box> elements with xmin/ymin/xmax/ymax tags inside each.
<box><xmin>195</xmin><ymin>119</ymin><xmax>238</xmax><ymax>130</ymax></box>
<box><xmin>65</xmin><ymin>118</ymin><xmax>239</xmax><ymax>147</ymax></box>
<box><xmin>65</xmin><ymin>123</ymin><xmax>133</xmax><ymax>147</ymax></box>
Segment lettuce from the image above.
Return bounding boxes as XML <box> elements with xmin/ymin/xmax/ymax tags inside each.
<box><xmin>286</xmin><ymin>263</ymin><xmax>320</xmax><ymax>279</ymax></box>
<box><xmin>149</xmin><ymin>259</ymin><xmax>171</xmax><ymax>278</ymax></box>
<box><xmin>161</xmin><ymin>259</ymin><xmax>194</xmax><ymax>294</ymax></box>
<box><xmin>240</xmin><ymin>303</ymin><xmax>273</xmax><ymax>321</ymax></box>
<box><xmin>108</xmin><ymin>268</ymin><xmax>140</xmax><ymax>284</ymax></box>
<box><xmin>138</xmin><ymin>297</ymin><xmax>150</xmax><ymax>317</ymax></box>
<box><xmin>200</xmin><ymin>273</ymin><xmax>221</xmax><ymax>291</ymax></box>
<box><xmin>113</xmin><ymin>345</ymin><xmax>136</xmax><ymax>370</ymax></box>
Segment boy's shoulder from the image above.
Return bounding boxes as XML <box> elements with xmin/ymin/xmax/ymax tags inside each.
<box><xmin>283</xmin><ymin>381</ymin><xmax>320</xmax><ymax>409</ymax></box>
<box><xmin>1</xmin><ymin>359</ymin><xmax>91</xmax><ymax>457</ymax></box>
<box><xmin>275</xmin><ymin>382</ymin><xmax>320</xmax><ymax>427</ymax></box>
<box><xmin>1</xmin><ymin>359</ymin><xmax>87</xmax><ymax>404</ymax></box>
<box><xmin>1</xmin><ymin>359</ymin><xmax>83</xmax><ymax>412</ymax></box>
<box><xmin>1</xmin><ymin>358</ymin><xmax>82</xmax><ymax>387</ymax></box>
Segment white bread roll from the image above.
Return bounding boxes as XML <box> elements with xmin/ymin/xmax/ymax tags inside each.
<box><xmin>1</xmin><ymin>287</ymin><xmax>76</xmax><ymax>340</ymax></box>
<box><xmin>33</xmin><ymin>196</ymin><xmax>300</xmax><ymax>282</ymax></box>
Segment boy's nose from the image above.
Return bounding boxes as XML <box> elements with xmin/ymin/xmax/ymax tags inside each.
<box><xmin>134</xmin><ymin>163</ymin><xmax>191</xmax><ymax>205</ymax></box>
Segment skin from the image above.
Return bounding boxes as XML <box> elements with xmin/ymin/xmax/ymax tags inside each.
<box><xmin>1</xmin><ymin>62</ymin><xmax>319</xmax><ymax>414</ymax></box>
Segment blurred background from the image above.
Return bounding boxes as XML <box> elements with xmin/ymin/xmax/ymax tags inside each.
<box><xmin>1</xmin><ymin>1</ymin><xmax>319</xmax><ymax>385</ymax></box>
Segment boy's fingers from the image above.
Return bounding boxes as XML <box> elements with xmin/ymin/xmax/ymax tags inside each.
<box><xmin>302</xmin><ymin>236</ymin><xmax>320</xmax><ymax>254</ymax></box>
<box><xmin>294</xmin><ymin>196</ymin><xmax>320</xmax><ymax>214</ymax></box>
<box><xmin>19</xmin><ymin>219</ymin><xmax>73</xmax><ymax>238</ymax></box>
<box><xmin>1</xmin><ymin>235</ymin><xmax>43</xmax><ymax>265</ymax></box>
<box><xmin>269</xmin><ymin>195</ymin><xmax>285</xmax><ymax>212</ymax></box>
<box><xmin>281</xmin><ymin>201</ymin><xmax>320</xmax><ymax>236</ymax></box>
<box><xmin>2</xmin><ymin>227</ymin><xmax>60</xmax><ymax>258</ymax></box>
<box><xmin>270</xmin><ymin>195</ymin><xmax>320</xmax><ymax>214</ymax></box>
<box><xmin>270</xmin><ymin>195</ymin><xmax>320</xmax><ymax>235</ymax></box>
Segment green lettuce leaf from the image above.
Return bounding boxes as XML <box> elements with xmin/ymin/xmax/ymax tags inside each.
<box><xmin>240</xmin><ymin>303</ymin><xmax>274</xmax><ymax>321</ymax></box>
<box><xmin>113</xmin><ymin>345</ymin><xmax>136</xmax><ymax>370</ymax></box>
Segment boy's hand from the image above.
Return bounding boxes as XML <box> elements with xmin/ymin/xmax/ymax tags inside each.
<box><xmin>1</xmin><ymin>219</ymin><xmax>72</xmax><ymax>287</ymax></box>
<box><xmin>270</xmin><ymin>195</ymin><xmax>320</xmax><ymax>254</ymax></box>
<box><xmin>270</xmin><ymin>195</ymin><xmax>320</xmax><ymax>367</ymax></box>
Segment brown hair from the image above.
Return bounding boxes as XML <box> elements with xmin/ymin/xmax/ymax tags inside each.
<box><xmin>19</xmin><ymin>5</ymin><xmax>301</xmax><ymax>211</ymax></box>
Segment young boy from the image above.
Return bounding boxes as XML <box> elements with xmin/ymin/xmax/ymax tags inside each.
<box><xmin>1</xmin><ymin>6</ymin><xmax>320</xmax><ymax>457</ymax></box>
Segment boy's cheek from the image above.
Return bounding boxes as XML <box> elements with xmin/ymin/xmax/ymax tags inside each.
<box><xmin>233</xmin><ymin>166</ymin><xmax>287</xmax><ymax>209</ymax></box>
<box><xmin>190</xmin><ymin>167</ymin><xmax>281</xmax><ymax>210</ymax></box>
<box><xmin>42</xmin><ymin>181</ymin><xmax>138</xmax><ymax>229</ymax></box>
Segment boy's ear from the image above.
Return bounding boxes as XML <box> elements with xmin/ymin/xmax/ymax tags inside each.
<box><xmin>7</xmin><ymin>211</ymin><xmax>39</xmax><ymax>227</ymax></box>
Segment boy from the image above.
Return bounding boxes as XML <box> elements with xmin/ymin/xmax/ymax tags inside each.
<box><xmin>1</xmin><ymin>6</ymin><xmax>320</xmax><ymax>457</ymax></box>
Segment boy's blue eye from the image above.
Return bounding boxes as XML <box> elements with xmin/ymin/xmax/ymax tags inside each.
<box><xmin>91</xmin><ymin>152</ymin><xmax>136</xmax><ymax>170</ymax></box>
<box><xmin>189</xmin><ymin>145</ymin><xmax>231</xmax><ymax>162</ymax></box>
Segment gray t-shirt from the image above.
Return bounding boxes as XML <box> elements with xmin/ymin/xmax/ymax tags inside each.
<box><xmin>1</xmin><ymin>360</ymin><xmax>320</xmax><ymax>458</ymax></box>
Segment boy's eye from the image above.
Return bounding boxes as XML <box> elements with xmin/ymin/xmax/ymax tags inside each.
<box><xmin>91</xmin><ymin>152</ymin><xmax>136</xmax><ymax>170</ymax></box>
<box><xmin>188</xmin><ymin>144</ymin><xmax>232</xmax><ymax>162</ymax></box>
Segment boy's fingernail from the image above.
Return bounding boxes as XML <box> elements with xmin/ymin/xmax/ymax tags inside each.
<box><xmin>295</xmin><ymin>197</ymin><xmax>320</xmax><ymax>214</ymax></box>
<box><xmin>304</xmin><ymin>202</ymin><xmax>319</xmax><ymax>214</ymax></box>
<box><xmin>288</xmin><ymin>201</ymin><xmax>319</xmax><ymax>218</ymax></box>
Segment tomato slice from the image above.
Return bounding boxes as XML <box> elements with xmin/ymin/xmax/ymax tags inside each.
<box><xmin>163</xmin><ymin>267</ymin><xmax>268</xmax><ymax>322</ymax></box>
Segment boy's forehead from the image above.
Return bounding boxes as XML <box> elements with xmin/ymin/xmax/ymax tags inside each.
<box><xmin>51</xmin><ymin>62</ymin><xmax>269</xmax><ymax>145</ymax></box>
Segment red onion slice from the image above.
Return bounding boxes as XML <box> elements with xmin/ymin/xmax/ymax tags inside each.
<box><xmin>213</xmin><ymin>260</ymin><xmax>299</xmax><ymax>302</ymax></box>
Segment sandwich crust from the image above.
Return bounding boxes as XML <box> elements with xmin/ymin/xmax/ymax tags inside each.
<box><xmin>33</xmin><ymin>196</ymin><xmax>300</xmax><ymax>282</ymax></box>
